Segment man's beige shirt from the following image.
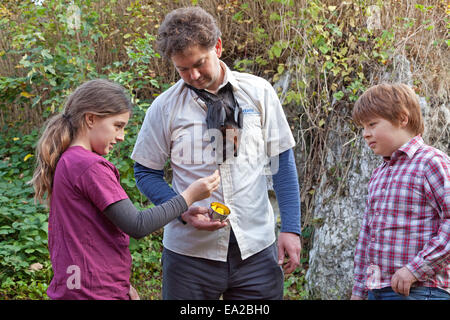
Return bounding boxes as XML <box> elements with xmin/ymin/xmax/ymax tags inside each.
<box><xmin>131</xmin><ymin>62</ymin><xmax>295</xmax><ymax>261</ymax></box>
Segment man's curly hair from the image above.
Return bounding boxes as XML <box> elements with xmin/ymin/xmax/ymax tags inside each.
<box><xmin>156</xmin><ymin>7</ymin><xmax>221</xmax><ymax>59</ymax></box>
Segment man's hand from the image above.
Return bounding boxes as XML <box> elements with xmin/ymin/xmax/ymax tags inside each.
<box><xmin>181</xmin><ymin>206</ymin><xmax>228</xmax><ymax>231</ymax></box>
<box><xmin>277</xmin><ymin>232</ymin><xmax>301</xmax><ymax>274</ymax></box>
<box><xmin>391</xmin><ymin>266</ymin><xmax>417</xmax><ymax>296</ymax></box>
<box><xmin>350</xmin><ymin>294</ymin><xmax>364</xmax><ymax>300</ymax></box>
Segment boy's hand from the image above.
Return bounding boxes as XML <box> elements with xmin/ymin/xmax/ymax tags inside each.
<box><xmin>391</xmin><ymin>266</ymin><xmax>417</xmax><ymax>296</ymax></box>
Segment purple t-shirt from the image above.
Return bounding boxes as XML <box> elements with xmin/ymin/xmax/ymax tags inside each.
<box><xmin>47</xmin><ymin>146</ymin><xmax>130</xmax><ymax>299</ymax></box>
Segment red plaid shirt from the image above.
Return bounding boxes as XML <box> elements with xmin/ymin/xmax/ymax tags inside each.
<box><xmin>352</xmin><ymin>136</ymin><xmax>450</xmax><ymax>298</ymax></box>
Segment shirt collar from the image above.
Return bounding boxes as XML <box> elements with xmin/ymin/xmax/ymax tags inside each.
<box><xmin>383</xmin><ymin>135</ymin><xmax>424</xmax><ymax>162</ymax></box>
<box><xmin>204</xmin><ymin>61</ymin><xmax>238</xmax><ymax>94</ymax></box>
<box><xmin>219</xmin><ymin>61</ymin><xmax>239</xmax><ymax>89</ymax></box>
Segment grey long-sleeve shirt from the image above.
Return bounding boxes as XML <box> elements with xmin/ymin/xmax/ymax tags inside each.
<box><xmin>103</xmin><ymin>195</ymin><xmax>188</xmax><ymax>239</ymax></box>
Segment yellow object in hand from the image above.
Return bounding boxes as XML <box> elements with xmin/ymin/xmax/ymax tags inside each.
<box><xmin>209</xmin><ymin>202</ymin><xmax>231</xmax><ymax>221</ymax></box>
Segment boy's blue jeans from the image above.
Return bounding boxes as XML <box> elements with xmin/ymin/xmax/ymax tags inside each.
<box><xmin>368</xmin><ymin>286</ymin><xmax>450</xmax><ymax>300</ymax></box>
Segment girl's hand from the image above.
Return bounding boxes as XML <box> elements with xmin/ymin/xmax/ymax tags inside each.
<box><xmin>181</xmin><ymin>170</ymin><xmax>220</xmax><ymax>206</ymax></box>
<box><xmin>128</xmin><ymin>285</ymin><xmax>140</xmax><ymax>300</ymax></box>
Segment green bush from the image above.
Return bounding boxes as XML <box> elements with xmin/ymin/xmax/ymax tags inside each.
<box><xmin>0</xmin><ymin>127</ymin><xmax>50</xmax><ymax>299</ymax></box>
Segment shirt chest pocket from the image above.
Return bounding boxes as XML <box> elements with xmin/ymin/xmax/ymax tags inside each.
<box><xmin>390</xmin><ymin>173</ymin><xmax>424</xmax><ymax>213</ymax></box>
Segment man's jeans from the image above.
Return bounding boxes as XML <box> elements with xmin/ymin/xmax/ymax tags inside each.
<box><xmin>368</xmin><ymin>286</ymin><xmax>450</xmax><ymax>300</ymax></box>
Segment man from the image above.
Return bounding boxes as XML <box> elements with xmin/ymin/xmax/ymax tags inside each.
<box><xmin>131</xmin><ymin>7</ymin><xmax>301</xmax><ymax>299</ymax></box>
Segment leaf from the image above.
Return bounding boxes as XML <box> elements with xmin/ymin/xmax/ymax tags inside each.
<box><xmin>271</xmin><ymin>44</ymin><xmax>282</xmax><ymax>58</ymax></box>
<box><xmin>232</xmin><ymin>11</ymin><xmax>243</xmax><ymax>21</ymax></box>
<box><xmin>318</xmin><ymin>119</ymin><xmax>325</xmax><ymax>127</ymax></box>
<box><xmin>29</xmin><ymin>262</ymin><xmax>43</xmax><ymax>271</ymax></box>
<box><xmin>270</xmin><ymin>13</ymin><xmax>281</xmax><ymax>21</ymax></box>
<box><xmin>20</xmin><ymin>91</ymin><xmax>34</xmax><ymax>98</ymax></box>
<box><xmin>31</xmin><ymin>95</ymin><xmax>41</xmax><ymax>108</ymax></box>
<box><xmin>324</xmin><ymin>61</ymin><xmax>335</xmax><ymax>70</ymax></box>
<box><xmin>44</xmin><ymin>65</ymin><xmax>56</xmax><ymax>75</ymax></box>
<box><xmin>319</xmin><ymin>45</ymin><xmax>330</xmax><ymax>54</ymax></box>
<box><xmin>23</xmin><ymin>154</ymin><xmax>33</xmax><ymax>162</ymax></box>
<box><xmin>349</xmin><ymin>17</ymin><xmax>355</xmax><ymax>28</ymax></box>
<box><xmin>333</xmin><ymin>91</ymin><xmax>345</xmax><ymax>100</ymax></box>
<box><xmin>40</xmin><ymin>49</ymin><xmax>53</xmax><ymax>60</ymax></box>
<box><xmin>35</xmin><ymin>32</ymin><xmax>45</xmax><ymax>41</ymax></box>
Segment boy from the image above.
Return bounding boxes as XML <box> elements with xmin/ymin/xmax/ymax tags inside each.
<box><xmin>351</xmin><ymin>83</ymin><xmax>450</xmax><ymax>300</ymax></box>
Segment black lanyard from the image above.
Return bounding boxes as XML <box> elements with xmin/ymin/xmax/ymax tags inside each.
<box><xmin>186</xmin><ymin>82</ymin><xmax>243</xmax><ymax>130</ymax></box>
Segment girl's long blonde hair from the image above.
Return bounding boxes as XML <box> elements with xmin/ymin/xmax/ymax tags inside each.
<box><xmin>31</xmin><ymin>79</ymin><xmax>133</xmax><ymax>206</ymax></box>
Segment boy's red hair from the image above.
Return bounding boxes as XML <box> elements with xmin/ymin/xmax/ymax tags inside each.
<box><xmin>352</xmin><ymin>83</ymin><xmax>424</xmax><ymax>135</ymax></box>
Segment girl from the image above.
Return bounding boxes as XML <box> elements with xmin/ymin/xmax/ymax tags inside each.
<box><xmin>31</xmin><ymin>79</ymin><xmax>220</xmax><ymax>300</ymax></box>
